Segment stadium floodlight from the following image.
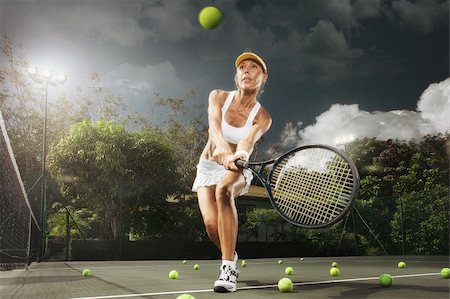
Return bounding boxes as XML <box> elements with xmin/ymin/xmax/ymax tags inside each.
<box><xmin>27</xmin><ymin>65</ymin><xmax>67</xmax><ymax>262</ymax></box>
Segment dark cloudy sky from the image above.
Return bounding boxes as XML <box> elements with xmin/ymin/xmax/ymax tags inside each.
<box><xmin>1</xmin><ymin>0</ymin><xmax>448</xmax><ymax>151</ymax></box>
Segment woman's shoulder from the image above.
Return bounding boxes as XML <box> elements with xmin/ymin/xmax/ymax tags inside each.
<box><xmin>256</xmin><ymin>105</ymin><xmax>272</xmax><ymax>127</ymax></box>
<box><xmin>208</xmin><ymin>89</ymin><xmax>234</xmax><ymax>104</ymax></box>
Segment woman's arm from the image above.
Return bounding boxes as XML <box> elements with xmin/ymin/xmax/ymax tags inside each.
<box><xmin>207</xmin><ymin>90</ymin><xmax>233</xmax><ymax>164</ymax></box>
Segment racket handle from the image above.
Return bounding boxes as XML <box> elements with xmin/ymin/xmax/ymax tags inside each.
<box><xmin>235</xmin><ymin>159</ymin><xmax>249</xmax><ymax>168</ymax></box>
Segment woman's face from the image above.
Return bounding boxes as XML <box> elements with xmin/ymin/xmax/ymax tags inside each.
<box><xmin>235</xmin><ymin>59</ymin><xmax>267</xmax><ymax>92</ymax></box>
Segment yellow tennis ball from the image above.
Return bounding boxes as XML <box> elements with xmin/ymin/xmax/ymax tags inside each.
<box><xmin>397</xmin><ymin>261</ymin><xmax>406</xmax><ymax>268</ymax></box>
<box><xmin>177</xmin><ymin>294</ymin><xmax>196</xmax><ymax>299</ymax></box>
<box><xmin>441</xmin><ymin>267</ymin><xmax>450</xmax><ymax>278</ymax></box>
<box><xmin>198</xmin><ymin>6</ymin><xmax>223</xmax><ymax>30</ymax></box>
<box><xmin>169</xmin><ymin>270</ymin><xmax>179</xmax><ymax>279</ymax></box>
<box><xmin>300</xmin><ymin>257</ymin><xmax>304</xmax><ymax>261</ymax></box>
<box><xmin>379</xmin><ymin>273</ymin><xmax>393</xmax><ymax>287</ymax></box>
<box><xmin>330</xmin><ymin>267</ymin><xmax>340</xmax><ymax>276</ymax></box>
<box><xmin>277</xmin><ymin>277</ymin><xmax>293</xmax><ymax>292</ymax></box>
<box><xmin>241</xmin><ymin>260</ymin><xmax>247</xmax><ymax>267</ymax></box>
<box><xmin>193</xmin><ymin>264</ymin><xmax>200</xmax><ymax>270</ymax></box>
<box><xmin>285</xmin><ymin>266</ymin><xmax>294</xmax><ymax>275</ymax></box>
<box><xmin>82</xmin><ymin>269</ymin><xmax>92</xmax><ymax>277</ymax></box>
<box><xmin>278</xmin><ymin>259</ymin><xmax>283</xmax><ymax>264</ymax></box>
<box><xmin>182</xmin><ymin>260</ymin><xmax>187</xmax><ymax>264</ymax></box>
<box><xmin>332</xmin><ymin>261</ymin><xmax>339</xmax><ymax>268</ymax></box>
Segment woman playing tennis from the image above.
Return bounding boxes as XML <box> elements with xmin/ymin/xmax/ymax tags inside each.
<box><xmin>192</xmin><ymin>51</ymin><xmax>272</xmax><ymax>292</ymax></box>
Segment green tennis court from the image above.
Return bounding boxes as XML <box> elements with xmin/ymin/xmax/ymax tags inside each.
<box><xmin>1</xmin><ymin>256</ymin><xmax>448</xmax><ymax>298</ymax></box>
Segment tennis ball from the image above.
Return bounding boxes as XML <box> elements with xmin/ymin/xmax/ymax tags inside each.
<box><xmin>397</xmin><ymin>261</ymin><xmax>406</xmax><ymax>268</ymax></box>
<box><xmin>193</xmin><ymin>264</ymin><xmax>200</xmax><ymax>270</ymax></box>
<box><xmin>379</xmin><ymin>273</ymin><xmax>393</xmax><ymax>287</ymax></box>
<box><xmin>82</xmin><ymin>269</ymin><xmax>92</xmax><ymax>277</ymax></box>
<box><xmin>300</xmin><ymin>258</ymin><xmax>304</xmax><ymax>261</ymax></box>
<box><xmin>440</xmin><ymin>267</ymin><xmax>450</xmax><ymax>279</ymax></box>
<box><xmin>198</xmin><ymin>6</ymin><xmax>223</xmax><ymax>30</ymax></box>
<box><xmin>177</xmin><ymin>294</ymin><xmax>196</xmax><ymax>299</ymax></box>
<box><xmin>241</xmin><ymin>260</ymin><xmax>247</xmax><ymax>267</ymax></box>
<box><xmin>277</xmin><ymin>277</ymin><xmax>293</xmax><ymax>292</ymax></box>
<box><xmin>169</xmin><ymin>270</ymin><xmax>179</xmax><ymax>279</ymax></box>
<box><xmin>285</xmin><ymin>266</ymin><xmax>294</xmax><ymax>275</ymax></box>
<box><xmin>182</xmin><ymin>260</ymin><xmax>187</xmax><ymax>264</ymax></box>
<box><xmin>332</xmin><ymin>261</ymin><xmax>339</xmax><ymax>268</ymax></box>
<box><xmin>330</xmin><ymin>267</ymin><xmax>340</xmax><ymax>276</ymax></box>
<box><xmin>278</xmin><ymin>259</ymin><xmax>283</xmax><ymax>265</ymax></box>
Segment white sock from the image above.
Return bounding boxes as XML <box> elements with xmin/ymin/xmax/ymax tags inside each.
<box><xmin>221</xmin><ymin>259</ymin><xmax>236</xmax><ymax>269</ymax></box>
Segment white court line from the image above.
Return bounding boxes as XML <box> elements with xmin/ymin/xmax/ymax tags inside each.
<box><xmin>70</xmin><ymin>272</ymin><xmax>440</xmax><ymax>299</ymax></box>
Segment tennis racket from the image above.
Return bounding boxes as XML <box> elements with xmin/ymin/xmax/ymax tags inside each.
<box><xmin>236</xmin><ymin>144</ymin><xmax>359</xmax><ymax>229</ymax></box>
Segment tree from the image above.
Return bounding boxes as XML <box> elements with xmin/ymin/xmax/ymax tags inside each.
<box><xmin>151</xmin><ymin>91</ymin><xmax>208</xmax><ymax>192</ymax></box>
<box><xmin>47</xmin><ymin>120</ymin><xmax>179</xmax><ymax>239</ymax></box>
<box><xmin>391</xmin><ymin>134</ymin><xmax>449</xmax><ymax>254</ymax></box>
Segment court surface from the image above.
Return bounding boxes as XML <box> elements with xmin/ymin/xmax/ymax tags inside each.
<box><xmin>1</xmin><ymin>256</ymin><xmax>448</xmax><ymax>298</ymax></box>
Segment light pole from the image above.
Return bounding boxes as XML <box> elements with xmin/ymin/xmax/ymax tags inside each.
<box><xmin>27</xmin><ymin>66</ymin><xmax>67</xmax><ymax>261</ymax></box>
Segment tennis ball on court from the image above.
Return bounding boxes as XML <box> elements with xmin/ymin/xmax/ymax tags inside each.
<box><xmin>397</xmin><ymin>261</ymin><xmax>406</xmax><ymax>268</ymax></box>
<box><xmin>332</xmin><ymin>261</ymin><xmax>339</xmax><ymax>268</ymax></box>
<box><xmin>169</xmin><ymin>270</ymin><xmax>179</xmax><ymax>279</ymax></box>
<box><xmin>193</xmin><ymin>264</ymin><xmax>200</xmax><ymax>270</ymax></box>
<box><xmin>241</xmin><ymin>260</ymin><xmax>247</xmax><ymax>267</ymax></box>
<box><xmin>285</xmin><ymin>266</ymin><xmax>294</xmax><ymax>275</ymax></box>
<box><xmin>330</xmin><ymin>267</ymin><xmax>340</xmax><ymax>276</ymax></box>
<box><xmin>177</xmin><ymin>294</ymin><xmax>196</xmax><ymax>299</ymax></box>
<box><xmin>182</xmin><ymin>260</ymin><xmax>187</xmax><ymax>264</ymax></box>
<box><xmin>82</xmin><ymin>269</ymin><xmax>92</xmax><ymax>277</ymax></box>
<box><xmin>379</xmin><ymin>273</ymin><xmax>393</xmax><ymax>287</ymax></box>
<box><xmin>300</xmin><ymin>258</ymin><xmax>304</xmax><ymax>261</ymax></box>
<box><xmin>277</xmin><ymin>277</ymin><xmax>293</xmax><ymax>292</ymax></box>
<box><xmin>198</xmin><ymin>6</ymin><xmax>223</xmax><ymax>30</ymax></box>
<box><xmin>278</xmin><ymin>259</ymin><xmax>283</xmax><ymax>264</ymax></box>
<box><xmin>440</xmin><ymin>267</ymin><xmax>450</xmax><ymax>278</ymax></box>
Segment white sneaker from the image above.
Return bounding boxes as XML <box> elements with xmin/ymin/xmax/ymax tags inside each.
<box><xmin>213</xmin><ymin>264</ymin><xmax>238</xmax><ymax>293</ymax></box>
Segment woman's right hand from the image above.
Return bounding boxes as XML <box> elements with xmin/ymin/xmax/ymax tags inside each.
<box><xmin>213</xmin><ymin>147</ymin><xmax>232</xmax><ymax>165</ymax></box>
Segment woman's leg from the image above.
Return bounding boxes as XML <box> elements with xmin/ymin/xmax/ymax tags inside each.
<box><xmin>197</xmin><ymin>186</ymin><xmax>220</xmax><ymax>249</ymax></box>
<box><xmin>215</xmin><ymin>172</ymin><xmax>246</xmax><ymax>261</ymax></box>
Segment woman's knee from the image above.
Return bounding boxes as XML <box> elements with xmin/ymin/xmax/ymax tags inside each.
<box><xmin>203</xmin><ymin>217</ymin><xmax>218</xmax><ymax>233</ymax></box>
<box><xmin>215</xmin><ymin>182</ymin><xmax>233</xmax><ymax>204</ymax></box>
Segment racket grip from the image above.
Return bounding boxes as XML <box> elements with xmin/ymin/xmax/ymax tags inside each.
<box><xmin>235</xmin><ymin>159</ymin><xmax>249</xmax><ymax>168</ymax></box>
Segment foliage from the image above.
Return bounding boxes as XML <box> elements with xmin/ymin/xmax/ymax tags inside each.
<box><xmin>241</xmin><ymin>208</ymin><xmax>283</xmax><ymax>241</ymax></box>
<box><xmin>129</xmin><ymin>198</ymin><xmax>206</xmax><ymax>241</ymax></box>
<box><xmin>47</xmin><ymin>205</ymin><xmax>96</xmax><ymax>238</ymax></box>
<box><xmin>47</xmin><ymin>120</ymin><xmax>179</xmax><ymax>239</ymax></box>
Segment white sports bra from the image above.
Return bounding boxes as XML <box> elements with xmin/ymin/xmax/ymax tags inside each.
<box><xmin>221</xmin><ymin>90</ymin><xmax>261</xmax><ymax>145</ymax></box>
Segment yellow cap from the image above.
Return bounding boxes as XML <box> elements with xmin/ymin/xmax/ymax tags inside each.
<box><xmin>235</xmin><ymin>52</ymin><xmax>267</xmax><ymax>73</ymax></box>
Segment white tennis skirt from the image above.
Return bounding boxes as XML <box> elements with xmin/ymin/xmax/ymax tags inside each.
<box><xmin>192</xmin><ymin>159</ymin><xmax>253</xmax><ymax>196</ymax></box>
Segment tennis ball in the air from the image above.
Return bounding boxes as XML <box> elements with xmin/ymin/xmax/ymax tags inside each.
<box><xmin>169</xmin><ymin>270</ymin><xmax>179</xmax><ymax>279</ymax></box>
<box><xmin>278</xmin><ymin>259</ymin><xmax>283</xmax><ymax>264</ymax></box>
<box><xmin>285</xmin><ymin>266</ymin><xmax>294</xmax><ymax>275</ymax></box>
<box><xmin>332</xmin><ymin>261</ymin><xmax>339</xmax><ymax>268</ymax></box>
<box><xmin>379</xmin><ymin>273</ymin><xmax>393</xmax><ymax>287</ymax></box>
<box><xmin>182</xmin><ymin>260</ymin><xmax>187</xmax><ymax>264</ymax></box>
<box><xmin>82</xmin><ymin>269</ymin><xmax>92</xmax><ymax>277</ymax></box>
<box><xmin>277</xmin><ymin>277</ymin><xmax>294</xmax><ymax>292</ymax></box>
<box><xmin>193</xmin><ymin>264</ymin><xmax>200</xmax><ymax>270</ymax></box>
<box><xmin>440</xmin><ymin>267</ymin><xmax>450</xmax><ymax>278</ymax></box>
<box><xmin>177</xmin><ymin>294</ymin><xmax>196</xmax><ymax>299</ymax></box>
<box><xmin>241</xmin><ymin>260</ymin><xmax>247</xmax><ymax>267</ymax></box>
<box><xmin>397</xmin><ymin>261</ymin><xmax>406</xmax><ymax>268</ymax></box>
<box><xmin>330</xmin><ymin>267</ymin><xmax>340</xmax><ymax>276</ymax></box>
<box><xmin>198</xmin><ymin>6</ymin><xmax>223</xmax><ymax>30</ymax></box>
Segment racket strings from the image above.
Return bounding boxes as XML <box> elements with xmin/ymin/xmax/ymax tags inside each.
<box><xmin>270</xmin><ymin>148</ymin><xmax>355</xmax><ymax>226</ymax></box>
